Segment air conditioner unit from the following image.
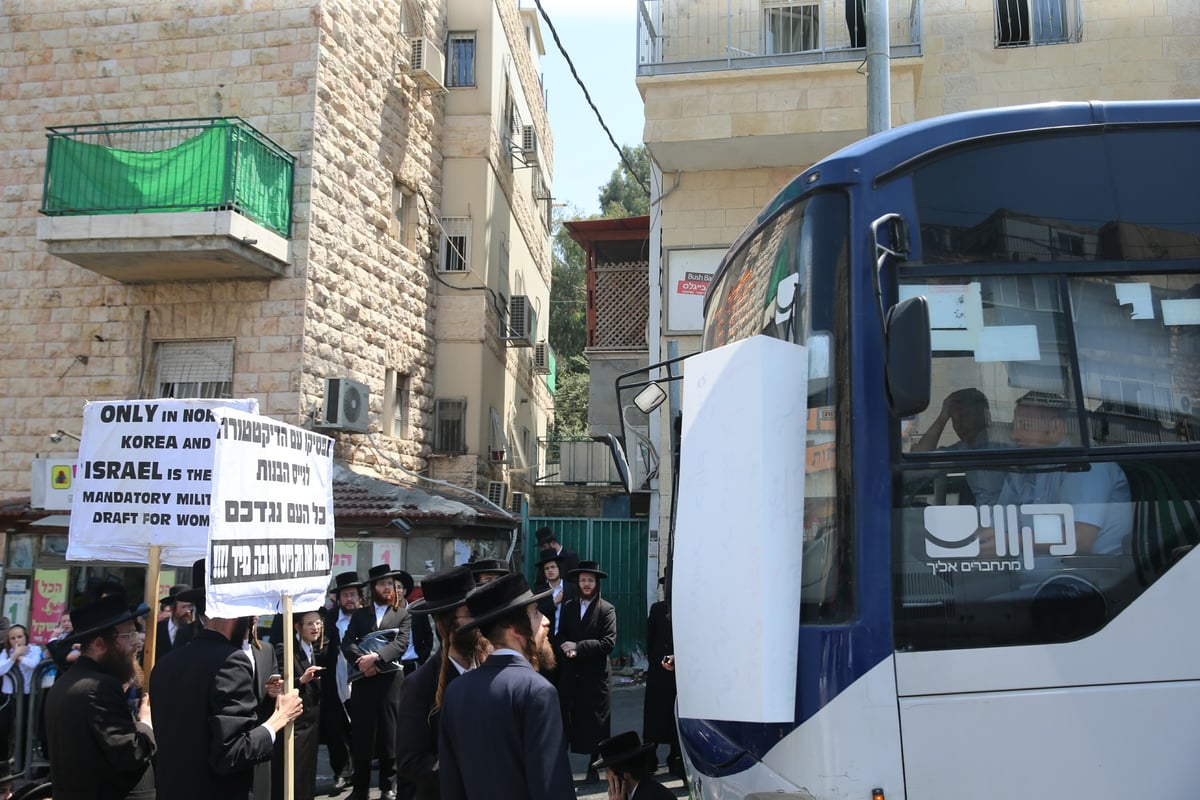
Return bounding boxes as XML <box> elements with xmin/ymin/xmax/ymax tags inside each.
<box><xmin>486</xmin><ymin>480</ymin><xmax>509</xmax><ymax>508</ymax></box>
<box><xmin>409</xmin><ymin>37</ymin><xmax>447</xmax><ymax>93</ymax></box>
<box><xmin>510</xmin><ymin>491</ymin><xmax>527</xmax><ymax>515</ymax></box>
<box><xmin>318</xmin><ymin>377</ymin><xmax>370</xmax><ymax>433</ymax></box>
<box><xmin>520</xmin><ymin>125</ymin><xmax>539</xmax><ymax>165</ymax></box>
<box><xmin>532</xmin><ymin>341</ymin><xmax>551</xmax><ymax>374</ymax></box>
<box><xmin>502</xmin><ymin>295</ymin><xmax>536</xmax><ymax>347</ymax></box>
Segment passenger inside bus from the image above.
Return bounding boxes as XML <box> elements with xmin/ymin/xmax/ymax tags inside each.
<box><xmin>980</xmin><ymin>391</ymin><xmax>1133</xmax><ymax>555</ymax></box>
<box><xmin>911</xmin><ymin>387</ymin><xmax>1006</xmax><ymax>505</ymax></box>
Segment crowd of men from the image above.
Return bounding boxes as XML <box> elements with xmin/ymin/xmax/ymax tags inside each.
<box><xmin>29</xmin><ymin>525</ymin><xmax>677</xmax><ymax>800</ymax></box>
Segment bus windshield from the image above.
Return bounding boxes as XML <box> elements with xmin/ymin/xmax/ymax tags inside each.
<box><xmin>702</xmin><ymin>191</ymin><xmax>851</xmax><ymax>622</ymax></box>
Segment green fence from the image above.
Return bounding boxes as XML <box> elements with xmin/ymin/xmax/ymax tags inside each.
<box><xmin>42</xmin><ymin>117</ymin><xmax>294</xmax><ymax>237</ymax></box>
<box><xmin>523</xmin><ymin>517</ymin><xmax>649</xmax><ymax>661</ymax></box>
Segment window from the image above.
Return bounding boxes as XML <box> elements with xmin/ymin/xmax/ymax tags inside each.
<box><xmin>488</xmin><ymin>408</ymin><xmax>509</xmax><ymax>463</ymax></box>
<box><xmin>385</xmin><ymin>370</ymin><xmax>409</xmax><ymax>439</ymax></box>
<box><xmin>153</xmin><ymin>339</ymin><xmax>234</xmax><ymax>399</ymax></box>
<box><xmin>533</xmin><ymin>167</ymin><xmax>552</xmax><ymax>229</ymax></box>
<box><xmin>434</xmin><ymin>398</ymin><xmax>467</xmax><ymax>453</ymax></box>
<box><xmin>764</xmin><ymin>3</ymin><xmax>819</xmax><ymax>54</ymax></box>
<box><xmin>439</xmin><ymin>217</ymin><xmax>471</xmax><ymax>272</ymax></box>
<box><xmin>446</xmin><ymin>33</ymin><xmax>476</xmax><ymax>87</ymax></box>
<box><xmin>502</xmin><ymin>81</ymin><xmax>521</xmax><ymax>146</ymax></box>
<box><xmin>996</xmin><ymin>0</ymin><xmax>1078</xmax><ymax>46</ymax></box>
<box><xmin>896</xmin><ymin>270</ymin><xmax>1200</xmax><ymax>651</ymax></box>
<box><xmin>391</xmin><ymin>182</ymin><xmax>413</xmax><ymax>248</ymax></box>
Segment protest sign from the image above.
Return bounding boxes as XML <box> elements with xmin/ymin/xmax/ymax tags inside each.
<box><xmin>30</xmin><ymin>569</ymin><xmax>69</xmax><ymax>644</ymax></box>
<box><xmin>205</xmin><ymin>409</ymin><xmax>334</xmax><ymax>618</ymax></box>
<box><xmin>67</xmin><ymin>399</ymin><xmax>258</xmax><ymax>565</ymax></box>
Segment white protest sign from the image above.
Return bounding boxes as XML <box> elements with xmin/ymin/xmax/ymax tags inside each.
<box><xmin>67</xmin><ymin>398</ymin><xmax>259</xmax><ymax>565</ymax></box>
<box><xmin>205</xmin><ymin>409</ymin><xmax>334</xmax><ymax>618</ymax></box>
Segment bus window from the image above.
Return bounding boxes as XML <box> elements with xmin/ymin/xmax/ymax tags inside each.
<box><xmin>896</xmin><ymin>266</ymin><xmax>1200</xmax><ymax>650</ymax></box>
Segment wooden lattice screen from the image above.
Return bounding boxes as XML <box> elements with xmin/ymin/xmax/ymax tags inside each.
<box><xmin>592</xmin><ymin>260</ymin><xmax>649</xmax><ymax>348</ymax></box>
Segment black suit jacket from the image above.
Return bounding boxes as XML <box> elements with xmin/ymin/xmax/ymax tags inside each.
<box><xmin>342</xmin><ymin>604</ymin><xmax>412</xmax><ymax>759</ymax></box>
<box><xmin>410</xmin><ymin>610</ymin><xmax>433</xmax><ymax>665</ymax></box>
<box><xmin>154</xmin><ymin>617</ymin><xmax>195</xmax><ymax>662</ymax></box>
<box><xmin>45</xmin><ymin>655</ymin><xmax>155</xmax><ymax>800</ymax></box>
<box><xmin>438</xmin><ymin>653</ymin><xmax>573</xmax><ymax>800</ymax></box>
<box><xmin>271</xmin><ymin>638</ymin><xmax>321</xmax><ymax>800</ymax></box>
<box><xmin>629</xmin><ymin>778</ymin><xmax>676</xmax><ymax>799</ymax></box>
<box><xmin>396</xmin><ymin>654</ymin><xmax>461</xmax><ymax>799</ymax></box>
<box><xmin>150</xmin><ymin>629</ymin><xmax>276</xmax><ymax>800</ymax></box>
<box><xmin>558</xmin><ymin>595</ymin><xmax>617</xmax><ymax>753</ymax></box>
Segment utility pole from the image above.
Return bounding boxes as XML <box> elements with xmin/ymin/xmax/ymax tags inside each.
<box><xmin>866</xmin><ymin>0</ymin><xmax>891</xmax><ymax>135</ymax></box>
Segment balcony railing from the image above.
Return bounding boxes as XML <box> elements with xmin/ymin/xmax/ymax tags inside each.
<box><xmin>41</xmin><ymin>117</ymin><xmax>294</xmax><ymax>237</ymax></box>
<box><xmin>637</xmin><ymin>0</ymin><xmax>922</xmax><ymax>76</ymax></box>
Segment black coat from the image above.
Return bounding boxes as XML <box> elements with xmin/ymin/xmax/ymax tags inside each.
<box><xmin>438</xmin><ymin>653</ymin><xmax>573</xmax><ymax>800</ymax></box>
<box><xmin>629</xmin><ymin>777</ymin><xmax>675</xmax><ymax>799</ymax></box>
<box><xmin>557</xmin><ymin>594</ymin><xmax>617</xmax><ymax>754</ymax></box>
<box><xmin>44</xmin><ymin>655</ymin><xmax>156</xmax><ymax>800</ymax></box>
<box><xmin>341</xmin><ymin>604</ymin><xmax>411</xmax><ymax>761</ymax></box>
<box><xmin>535</xmin><ymin>581</ymin><xmax>576</xmax><ymax>642</ymax></box>
<box><xmin>411</xmin><ymin>611</ymin><xmax>434</xmax><ymax>665</ymax></box>
<box><xmin>318</xmin><ymin>607</ymin><xmax>354</xmax><ymax>778</ymax></box>
<box><xmin>150</xmin><ymin>629</ymin><xmax>276</xmax><ymax>800</ymax></box>
<box><xmin>396</xmin><ymin>654</ymin><xmax>462</xmax><ymax>800</ymax></box>
<box><xmin>247</xmin><ymin>641</ymin><xmax>279</xmax><ymax>800</ymax></box>
<box><xmin>270</xmin><ymin>638</ymin><xmax>321</xmax><ymax>800</ymax></box>
<box><xmin>642</xmin><ymin>600</ymin><xmax>677</xmax><ymax>744</ymax></box>
<box><xmin>154</xmin><ymin>617</ymin><xmax>195</xmax><ymax>662</ymax></box>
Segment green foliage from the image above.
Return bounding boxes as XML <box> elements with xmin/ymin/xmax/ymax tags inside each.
<box><xmin>549</xmin><ymin>205</ymin><xmax>587</xmax><ymax>362</ymax></box>
<box><xmin>548</xmin><ymin>355</ymin><xmax>590</xmax><ymax>441</ymax></box>
<box><xmin>598</xmin><ymin>145</ymin><xmax>651</xmax><ymax>218</ymax></box>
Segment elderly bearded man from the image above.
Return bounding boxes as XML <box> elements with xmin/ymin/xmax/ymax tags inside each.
<box><xmin>45</xmin><ymin>594</ymin><xmax>156</xmax><ymax>800</ymax></box>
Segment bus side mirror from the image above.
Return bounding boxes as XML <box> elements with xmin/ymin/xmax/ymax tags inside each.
<box><xmin>885</xmin><ymin>295</ymin><xmax>931</xmax><ymax>418</ymax></box>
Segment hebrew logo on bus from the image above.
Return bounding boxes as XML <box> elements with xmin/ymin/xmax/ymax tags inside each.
<box><xmin>924</xmin><ymin>503</ymin><xmax>1076</xmax><ymax>571</ymax></box>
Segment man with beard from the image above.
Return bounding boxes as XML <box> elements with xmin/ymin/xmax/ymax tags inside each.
<box><xmin>438</xmin><ymin>573</ymin><xmax>572</xmax><ymax>800</ymax></box>
<box><xmin>45</xmin><ymin>593</ymin><xmax>156</xmax><ymax>800</ymax></box>
<box><xmin>342</xmin><ymin>564</ymin><xmax>413</xmax><ymax>800</ymax></box>
<box><xmin>321</xmin><ymin>570</ymin><xmax>363</xmax><ymax>792</ymax></box>
<box><xmin>396</xmin><ymin>565</ymin><xmax>489</xmax><ymax>800</ymax></box>
<box><xmin>154</xmin><ymin>583</ymin><xmax>194</xmax><ymax>662</ymax></box>
<box><xmin>151</xmin><ymin>560</ymin><xmax>303</xmax><ymax>800</ymax></box>
<box><xmin>558</xmin><ymin>560</ymin><xmax>618</xmax><ymax>783</ymax></box>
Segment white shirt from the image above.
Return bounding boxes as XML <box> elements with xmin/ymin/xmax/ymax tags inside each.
<box><xmin>300</xmin><ymin>640</ymin><xmax>314</xmax><ymax>665</ymax></box>
<box><xmin>374</xmin><ymin>602</ymin><xmax>389</xmax><ymax>628</ymax></box>
<box><xmin>167</xmin><ymin>619</ymin><xmax>178</xmax><ymax>645</ymax></box>
<box><xmin>580</xmin><ymin>598</ymin><xmax>592</xmax><ymax>619</ymax></box>
<box><xmin>549</xmin><ymin>579</ymin><xmax>564</xmax><ymax>633</ymax></box>
<box><xmin>335</xmin><ymin>610</ymin><xmax>353</xmax><ymax>703</ymax></box>
<box><xmin>491</xmin><ymin>647</ymin><xmax>530</xmax><ymax>666</ymax></box>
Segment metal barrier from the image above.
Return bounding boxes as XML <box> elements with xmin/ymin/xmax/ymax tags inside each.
<box><xmin>20</xmin><ymin>660</ymin><xmax>56</xmax><ymax>778</ymax></box>
<box><xmin>41</xmin><ymin>117</ymin><xmax>295</xmax><ymax>237</ymax></box>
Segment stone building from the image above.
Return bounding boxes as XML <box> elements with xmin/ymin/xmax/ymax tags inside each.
<box><xmin>634</xmin><ymin>0</ymin><xmax>1200</xmax><ymax>566</ymax></box>
<box><xmin>0</xmin><ymin>0</ymin><xmax>554</xmax><ymax>616</ymax></box>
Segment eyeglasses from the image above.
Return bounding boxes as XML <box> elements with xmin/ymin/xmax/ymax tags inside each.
<box><xmin>302</xmin><ymin>620</ymin><xmax>324</xmax><ymax>628</ymax></box>
<box><xmin>112</xmin><ymin>631</ymin><xmax>140</xmax><ymax>643</ymax></box>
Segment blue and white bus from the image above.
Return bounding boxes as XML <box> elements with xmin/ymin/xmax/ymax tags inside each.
<box><xmin>667</xmin><ymin>101</ymin><xmax>1200</xmax><ymax>799</ymax></box>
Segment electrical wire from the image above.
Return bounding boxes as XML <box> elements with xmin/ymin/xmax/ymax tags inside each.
<box><xmin>530</xmin><ymin>0</ymin><xmax>650</xmax><ymax>198</ymax></box>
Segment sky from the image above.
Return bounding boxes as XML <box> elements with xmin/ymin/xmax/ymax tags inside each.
<box><xmin>531</xmin><ymin>0</ymin><xmax>646</xmax><ymax>217</ymax></box>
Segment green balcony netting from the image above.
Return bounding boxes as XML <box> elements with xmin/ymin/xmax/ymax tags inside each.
<box><xmin>42</xmin><ymin>119</ymin><xmax>293</xmax><ymax>237</ymax></box>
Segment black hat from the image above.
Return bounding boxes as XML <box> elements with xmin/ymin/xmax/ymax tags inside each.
<box><xmin>406</xmin><ymin>565</ymin><xmax>475</xmax><ymax>616</ymax></box>
<box><xmin>568</xmin><ymin>560</ymin><xmax>608</xmax><ymax>579</ymax></box>
<box><xmin>534</xmin><ymin>526</ymin><xmax>557</xmax><ymax>545</ymax></box>
<box><xmin>159</xmin><ymin>584</ymin><xmax>191</xmax><ymax>606</ymax></box>
<box><xmin>468</xmin><ymin>558</ymin><xmax>511</xmax><ymax>577</ymax></box>
<box><xmin>535</xmin><ymin>549</ymin><xmax>563</xmax><ymax>568</ymax></box>
<box><xmin>459</xmin><ymin>573</ymin><xmax>552</xmax><ymax>633</ymax></box>
<box><xmin>331</xmin><ymin>571</ymin><xmax>365</xmax><ymax>591</ymax></box>
<box><xmin>591</xmin><ymin>731</ymin><xmax>657</xmax><ymax>770</ymax></box>
<box><xmin>65</xmin><ymin>594</ymin><xmax>142</xmax><ymax>645</ymax></box>
<box><xmin>175</xmin><ymin>560</ymin><xmax>206</xmax><ymax>604</ymax></box>
<box><xmin>366</xmin><ymin>564</ymin><xmax>413</xmax><ymax>595</ymax></box>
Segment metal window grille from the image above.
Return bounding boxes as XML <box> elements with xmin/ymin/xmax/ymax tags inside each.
<box><xmin>386</xmin><ymin>370</ymin><xmax>409</xmax><ymax>438</ymax></box>
<box><xmin>154</xmin><ymin>339</ymin><xmax>234</xmax><ymax>399</ymax></box>
<box><xmin>447</xmin><ymin>32</ymin><xmax>476</xmax><ymax>87</ymax></box>
<box><xmin>995</xmin><ymin>0</ymin><xmax>1078</xmax><ymax>46</ymax></box>
<box><xmin>765</xmin><ymin>4</ymin><xmax>821</xmax><ymax>53</ymax></box>
<box><xmin>435</xmin><ymin>398</ymin><xmax>467</xmax><ymax>453</ymax></box>
<box><xmin>440</xmin><ymin>217</ymin><xmax>471</xmax><ymax>272</ymax></box>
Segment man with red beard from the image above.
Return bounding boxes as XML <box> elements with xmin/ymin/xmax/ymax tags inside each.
<box><xmin>558</xmin><ymin>560</ymin><xmax>618</xmax><ymax>783</ymax></box>
<box><xmin>396</xmin><ymin>565</ymin><xmax>490</xmax><ymax>799</ymax></box>
<box><xmin>342</xmin><ymin>564</ymin><xmax>413</xmax><ymax>800</ymax></box>
<box><xmin>45</xmin><ymin>593</ymin><xmax>156</xmax><ymax>800</ymax></box>
<box><xmin>437</xmin><ymin>574</ymin><xmax>572</xmax><ymax>800</ymax></box>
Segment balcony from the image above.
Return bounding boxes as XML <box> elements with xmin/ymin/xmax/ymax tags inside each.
<box><xmin>637</xmin><ymin>0</ymin><xmax>921</xmax><ymax>76</ymax></box>
<box><xmin>637</xmin><ymin>0</ymin><xmax>924</xmax><ymax>171</ymax></box>
<box><xmin>37</xmin><ymin>118</ymin><xmax>293</xmax><ymax>283</ymax></box>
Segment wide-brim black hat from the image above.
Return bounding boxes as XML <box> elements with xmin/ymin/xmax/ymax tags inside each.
<box><xmin>366</xmin><ymin>563</ymin><xmax>407</xmax><ymax>585</ymax></box>
<box><xmin>65</xmin><ymin>594</ymin><xmax>142</xmax><ymax>645</ymax></box>
<box><xmin>468</xmin><ymin>558</ymin><xmax>511</xmax><ymax>576</ymax></box>
<box><xmin>159</xmin><ymin>584</ymin><xmax>191</xmax><ymax>606</ymax></box>
<box><xmin>330</xmin><ymin>571</ymin><xmax>365</xmax><ymax>591</ymax></box>
<box><xmin>407</xmin><ymin>565</ymin><xmax>475</xmax><ymax>616</ymax></box>
<box><xmin>534</xmin><ymin>549</ymin><xmax>563</xmax><ymax>568</ymax></box>
<box><xmin>458</xmin><ymin>573</ymin><xmax>552</xmax><ymax>633</ymax></box>
<box><xmin>534</xmin><ymin>526</ymin><xmax>557</xmax><ymax>545</ymax></box>
<box><xmin>591</xmin><ymin>731</ymin><xmax>657</xmax><ymax>770</ymax></box>
<box><xmin>175</xmin><ymin>559</ymin><xmax>206</xmax><ymax>604</ymax></box>
<box><xmin>568</xmin><ymin>559</ymin><xmax>608</xmax><ymax>579</ymax></box>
